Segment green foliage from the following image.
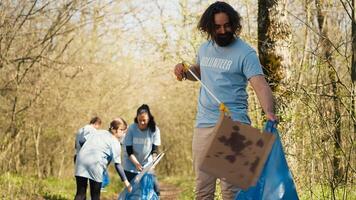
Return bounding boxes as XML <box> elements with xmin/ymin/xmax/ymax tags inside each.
<box><xmin>39</xmin><ymin>177</ymin><xmax>75</xmax><ymax>199</ymax></box>
<box><xmin>0</xmin><ymin>172</ymin><xmax>127</xmax><ymax>200</ymax></box>
<box><xmin>0</xmin><ymin>173</ymin><xmax>69</xmax><ymax>200</ymax></box>
<box><xmin>42</xmin><ymin>193</ymin><xmax>68</xmax><ymax>200</ymax></box>
<box><xmin>1</xmin><ymin>172</ymin><xmax>355</xmax><ymax>199</ymax></box>
<box><xmin>299</xmin><ymin>184</ymin><xmax>356</xmax><ymax>200</ymax></box>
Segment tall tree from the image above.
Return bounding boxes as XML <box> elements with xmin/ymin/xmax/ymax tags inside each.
<box><xmin>257</xmin><ymin>0</ymin><xmax>291</xmax><ymax>92</ymax></box>
<box><xmin>353</xmin><ymin>0</ymin><xmax>356</xmax><ymax>82</ymax></box>
<box><xmin>352</xmin><ymin>0</ymin><xmax>356</xmax><ymax>135</ymax></box>
<box><xmin>315</xmin><ymin>0</ymin><xmax>342</xmax><ymax>183</ymax></box>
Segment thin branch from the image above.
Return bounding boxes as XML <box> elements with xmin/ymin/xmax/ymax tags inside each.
<box><xmin>285</xmin><ymin>8</ymin><xmax>344</xmax><ymax>58</ymax></box>
<box><xmin>339</xmin><ymin>0</ymin><xmax>353</xmax><ymax>20</ymax></box>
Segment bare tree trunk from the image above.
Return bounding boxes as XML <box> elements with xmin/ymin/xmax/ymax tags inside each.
<box><xmin>296</xmin><ymin>0</ymin><xmax>311</xmax><ymax>91</ymax></box>
<box><xmin>58</xmin><ymin>137</ymin><xmax>71</xmax><ymax>177</ymax></box>
<box><xmin>33</xmin><ymin>126</ymin><xmax>42</xmax><ymax>178</ymax></box>
<box><xmin>258</xmin><ymin>0</ymin><xmax>291</xmax><ymax>92</ymax></box>
<box><xmin>315</xmin><ymin>0</ymin><xmax>342</xmax><ymax>186</ymax></box>
<box><xmin>349</xmin><ymin>5</ymin><xmax>356</xmax><ymax>199</ymax></box>
<box><xmin>352</xmin><ymin>0</ymin><xmax>356</xmax><ymax>82</ymax></box>
<box><xmin>57</xmin><ymin>150</ymin><xmax>65</xmax><ymax>178</ymax></box>
<box><xmin>352</xmin><ymin>0</ymin><xmax>356</xmax><ymax>135</ymax></box>
<box><xmin>257</xmin><ymin>0</ymin><xmax>293</xmax><ymax>163</ymax></box>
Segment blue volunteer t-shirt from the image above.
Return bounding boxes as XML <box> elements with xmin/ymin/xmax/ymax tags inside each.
<box><xmin>75</xmin><ymin>130</ymin><xmax>121</xmax><ymax>182</ymax></box>
<box><xmin>195</xmin><ymin>37</ymin><xmax>264</xmax><ymax>127</ymax></box>
<box><xmin>123</xmin><ymin>123</ymin><xmax>161</xmax><ymax>173</ymax></box>
<box><xmin>75</xmin><ymin>124</ymin><xmax>97</xmax><ymax>155</ymax></box>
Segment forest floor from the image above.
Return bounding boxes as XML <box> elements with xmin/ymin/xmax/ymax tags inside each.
<box><xmin>159</xmin><ymin>182</ymin><xmax>182</xmax><ymax>199</ymax></box>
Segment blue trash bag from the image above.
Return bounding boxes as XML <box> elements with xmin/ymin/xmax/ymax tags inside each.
<box><xmin>118</xmin><ymin>173</ymin><xmax>159</xmax><ymax>200</ymax></box>
<box><xmin>101</xmin><ymin>169</ymin><xmax>110</xmax><ymax>188</ymax></box>
<box><xmin>235</xmin><ymin>120</ymin><xmax>299</xmax><ymax>200</ymax></box>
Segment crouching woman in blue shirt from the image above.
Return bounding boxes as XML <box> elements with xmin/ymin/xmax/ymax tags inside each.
<box><xmin>123</xmin><ymin>104</ymin><xmax>161</xmax><ymax>196</ymax></box>
<box><xmin>75</xmin><ymin>118</ymin><xmax>132</xmax><ymax>200</ymax></box>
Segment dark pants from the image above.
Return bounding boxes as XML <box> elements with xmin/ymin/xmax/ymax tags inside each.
<box><xmin>74</xmin><ymin>176</ymin><xmax>102</xmax><ymax>200</ymax></box>
<box><xmin>124</xmin><ymin>170</ymin><xmax>160</xmax><ymax>196</ymax></box>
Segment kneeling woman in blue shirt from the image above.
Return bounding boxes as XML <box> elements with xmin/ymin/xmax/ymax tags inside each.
<box><xmin>75</xmin><ymin>118</ymin><xmax>132</xmax><ymax>200</ymax></box>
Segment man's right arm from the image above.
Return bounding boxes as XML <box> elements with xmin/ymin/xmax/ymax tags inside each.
<box><xmin>249</xmin><ymin>75</ymin><xmax>277</xmax><ymax>121</ymax></box>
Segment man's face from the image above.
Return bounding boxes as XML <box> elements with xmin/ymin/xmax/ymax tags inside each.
<box><xmin>213</xmin><ymin>12</ymin><xmax>235</xmax><ymax>47</ymax></box>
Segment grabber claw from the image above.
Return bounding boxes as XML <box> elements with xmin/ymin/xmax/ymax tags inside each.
<box><xmin>181</xmin><ymin>61</ymin><xmax>190</xmax><ymax>72</ymax></box>
<box><xmin>219</xmin><ymin>103</ymin><xmax>230</xmax><ymax>115</ymax></box>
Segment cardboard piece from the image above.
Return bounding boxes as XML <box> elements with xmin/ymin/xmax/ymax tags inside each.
<box><xmin>199</xmin><ymin>113</ymin><xmax>276</xmax><ymax>190</ymax></box>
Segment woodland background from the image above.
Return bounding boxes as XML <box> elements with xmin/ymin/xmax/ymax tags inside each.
<box><xmin>0</xmin><ymin>0</ymin><xmax>355</xmax><ymax>199</ymax></box>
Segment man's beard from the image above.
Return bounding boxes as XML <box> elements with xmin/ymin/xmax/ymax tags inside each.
<box><xmin>214</xmin><ymin>32</ymin><xmax>235</xmax><ymax>47</ymax></box>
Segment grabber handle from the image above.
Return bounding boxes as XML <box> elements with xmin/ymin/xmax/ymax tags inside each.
<box><xmin>182</xmin><ymin>61</ymin><xmax>230</xmax><ymax>116</ymax></box>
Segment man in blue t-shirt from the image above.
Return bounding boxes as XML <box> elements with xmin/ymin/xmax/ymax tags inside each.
<box><xmin>173</xmin><ymin>2</ymin><xmax>277</xmax><ymax>200</ymax></box>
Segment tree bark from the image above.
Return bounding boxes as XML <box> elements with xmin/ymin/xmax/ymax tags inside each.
<box><xmin>315</xmin><ymin>0</ymin><xmax>342</xmax><ymax>184</ymax></box>
<box><xmin>33</xmin><ymin>126</ymin><xmax>42</xmax><ymax>178</ymax></box>
<box><xmin>258</xmin><ymin>0</ymin><xmax>291</xmax><ymax>92</ymax></box>
<box><xmin>352</xmin><ymin>0</ymin><xmax>356</xmax><ymax>82</ymax></box>
<box><xmin>352</xmin><ymin>0</ymin><xmax>356</xmax><ymax>136</ymax></box>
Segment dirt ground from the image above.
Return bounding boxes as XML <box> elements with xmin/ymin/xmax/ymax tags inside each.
<box><xmin>159</xmin><ymin>182</ymin><xmax>181</xmax><ymax>199</ymax></box>
<box><xmin>100</xmin><ymin>182</ymin><xmax>181</xmax><ymax>200</ymax></box>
